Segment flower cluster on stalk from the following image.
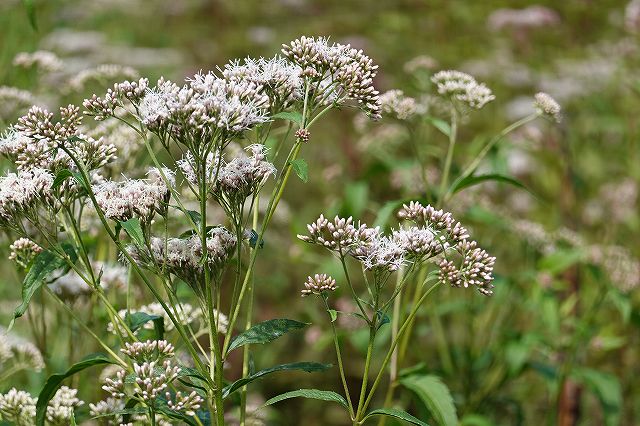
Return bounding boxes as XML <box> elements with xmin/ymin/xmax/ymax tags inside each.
<box><xmin>299</xmin><ymin>201</ymin><xmax>495</xmax><ymax>295</ymax></box>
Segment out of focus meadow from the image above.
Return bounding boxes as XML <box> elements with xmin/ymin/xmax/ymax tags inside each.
<box><xmin>0</xmin><ymin>1</ymin><xmax>638</xmax><ymax>425</ymax></box>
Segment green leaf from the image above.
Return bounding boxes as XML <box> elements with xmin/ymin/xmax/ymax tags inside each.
<box><xmin>222</xmin><ymin>362</ymin><xmax>332</xmax><ymax>399</ymax></box>
<box><xmin>91</xmin><ymin>407</ymin><xmax>147</xmax><ymax>419</ymax></box>
<box><xmin>36</xmin><ymin>353</ymin><xmax>116</xmax><ymax>426</ymax></box>
<box><xmin>538</xmin><ymin>248</ymin><xmax>584</xmax><ymax>274</ymax></box>
<box><xmin>400</xmin><ymin>374</ymin><xmax>458</xmax><ymax>426</ymax></box>
<box><xmin>460</xmin><ymin>414</ymin><xmax>495</xmax><ymax>426</ymax></box>
<box><xmin>11</xmin><ymin>244</ymin><xmax>77</xmax><ymax>327</ymax></box>
<box><xmin>328</xmin><ymin>309</ymin><xmax>338</xmax><ymax>322</ymax></box>
<box><xmin>186</xmin><ymin>210</ymin><xmax>202</xmax><ymax>226</ymax></box>
<box><xmin>272</xmin><ymin>111</ymin><xmax>303</xmax><ymax>125</ymax></box>
<box><xmin>23</xmin><ymin>0</ymin><xmax>37</xmax><ymax>30</ymax></box>
<box><xmin>572</xmin><ymin>367</ymin><xmax>622</xmax><ymax>426</ymax></box>
<box><xmin>119</xmin><ymin>218</ymin><xmax>145</xmax><ymax>247</ymax></box>
<box><xmin>449</xmin><ymin>173</ymin><xmax>533</xmax><ymax>197</ymax></box>
<box><xmin>364</xmin><ymin>408</ymin><xmax>430</xmax><ymax>426</ymax></box>
<box><xmin>124</xmin><ymin>311</ymin><xmax>163</xmax><ymax>334</ymax></box>
<box><xmin>289</xmin><ymin>158</ymin><xmax>309</xmax><ymax>182</ymax></box>
<box><xmin>227</xmin><ymin>318</ymin><xmax>309</xmax><ymax>354</ymax></box>
<box><xmin>426</xmin><ymin>117</ymin><xmax>451</xmax><ymax>137</ymax></box>
<box><xmin>261</xmin><ymin>389</ymin><xmax>349</xmax><ymax>409</ymax></box>
<box><xmin>52</xmin><ymin>169</ymin><xmax>75</xmax><ymax>190</ymax></box>
<box><xmin>375</xmin><ymin>200</ymin><xmax>404</xmax><ymax>228</ymax></box>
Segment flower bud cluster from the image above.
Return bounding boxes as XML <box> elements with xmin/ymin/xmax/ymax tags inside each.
<box><xmin>0</xmin><ymin>388</ymin><xmax>37</xmax><ymax>425</ymax></box>
<box><xmin>121</xmin><ymin>340</ymin><xmax>175</xmax><ymax>362</ymax></box>
<box><xmin>282</xmin><ymin>36</ymin><xmax>381</xmax><ymax>119</ymax></box>
<box><xmin>379</xmin><ymin>89</ymin><xmax>426</xmax><ymax>120</ymax></box>
<box><xmin>8</xmin><ymin>237</ymin><xmax>43</xmax><ymax>269</ymax></box>
<box><xmin>301</xmin><ymin>273</ymin><xmax>338</xmax><ymax>296</ymax></box>
<box><xmin>125</xmin><ymin>228</ymin><xmax>237</xmax><ymax>293</ymax></box>
<box><xmin>46</xmin><ymin>386</ymin><xmax>84</xmax><ymax>426</ymax></box>
<box><xmin>431</xmin><ymin>70</ymin><xmax>495</xmax><ymax>110</ymax></box>
<box><xmin>93</xmin><ymin>167</ymin><xmax>172</xmax><ymax>222</ymax></box>
<box><xmin>297</xmin><ymin>214</ymin><xmax>379</xmax><ymax>255</ymax></box>
<box><xmin>438</xmin><ymin>240</ymin><xmax>496</xmax><ymax>296</ymax></box>
<box><xmin>13</xmin><ymin>50</ymin><xmax>63</xmax><ymax>72</ymax></box>
<box><xmin>0</xmin><ymin>327</ymin><xmax>45</xmax><ymax>371</ymax></box>
<box><xmin>166</xmin><ymin>391</ymin><xmax>204</xmax><ymax>417</ymax></box>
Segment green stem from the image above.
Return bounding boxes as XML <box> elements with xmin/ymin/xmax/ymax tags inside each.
<box><xmin>355</xmin><ymin>325</ymin><xmax>376</xmax><ymax>420</ymax></box>
<box><xmin>438</xmin><ymin>107</ymin><xmax>458</xmax><ymax>207</ymax></box>
<box><xmin>360</xmin><ymin>280</ymin><xmax>441</xmax><ymax>416</ymax></box>
<box><xmin>323</xmin><ymin>296</ymin><xmax>355</xmax><ymax>419</ymax></box>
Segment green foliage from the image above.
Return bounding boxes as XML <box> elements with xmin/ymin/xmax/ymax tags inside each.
<box><xmin>226</xmin><ymin>318</ymin><xmax>309</xmax><ymax>354</ymax></box>
<box><xmin>262</xmin><ymin>388</ymin><xmax>349</xmax><ymax>409</ymax></box>
<box><xmin>400</xmin><ymin>374</ymin><xmax>458</xmax><ymax>426</ymax></box>
<box><xmin>363</xmin><ymin>408</ymin><xmax>430</xmax><ymax>426</ymax></box>
<box><xmin>290</xmin><ymin>158</ymin><xmax>309</xmax><ymax>182</ymax></box>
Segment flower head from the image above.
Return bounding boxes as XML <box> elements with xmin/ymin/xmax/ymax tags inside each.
<box><xmin>431</xmin><ymin>70</ymin><xmax>495</xmax><ymax>110</ymax></box>
<box><xmin>301</xmin><ymin>273</ymin><xmax>338</xmax><ymax>296</ymax></box>
<box><xmin>533</xmin><ymin>92</ymin><xmax>561</xmax><ymax>122</ymax></box>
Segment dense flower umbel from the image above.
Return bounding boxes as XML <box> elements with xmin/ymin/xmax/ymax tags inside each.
<box><xmin>0</xmin><ymin>168</ymin><xmax>55</xmax><ymax>229</ymax></box>
<box><xmin>222</xmin><ymin>55</ymin><xmax>304</xmax><ymax>111</ymax></box>
<box><xmin>301</xmin><ymin>273</ymin><xmax>338</xmax><ymax>296</ymax></box>
<box><xmin>124</xmin><ymin>227</ymin><xmax>237</xmax><ymax>293</ymax></box>
<box><xmin>297</xmin><ymin>214</ymin><xmax>380</xmax><ymax>255</ymax></box>
<box><xmin>93</xmin><ymin>167</ymin><xmax>173</xmax><ymax>222</ymax></box>
<box><xmin>379</xmin><ymin>89</ymin><xmax>426</xmax><ymax>120</ymax></box>
<box><xmin>281</xmin><ymin>36</ymin><xmax>382</xmax><ymax>119</ymax></box>
<box><xmin>121</xmin><ymin>340</ymin><xmax>176</xmax><ymax>362</ymax></box>
<box><xmin>431</xmin><ymin>70</ymin><xmax>495</xmax><ymax>110</ymax></box>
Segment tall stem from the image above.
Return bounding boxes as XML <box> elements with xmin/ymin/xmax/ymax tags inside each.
<box><xmin>438</xmin><ymin>107</ymin><xmax>458</xmax><ymax>207</ymax></box>
<box><xmin>323</xmin><ymin>296</ymin><xmax>355</xmax><ymax>419</ymax></box>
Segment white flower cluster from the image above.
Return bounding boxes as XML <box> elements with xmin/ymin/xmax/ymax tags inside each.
<box><xmin>94</xmin><ymin>167</ymin><xmax>173</xmax><ymax>222</ymax></box>
<box><xmin>132</xmin><ymin>73</ymin><xmax>270</xmax><ymax>143</ymax></box>
<box><xmin>0</xmin><ymin>388</ymin><xmax>36</xmax><ymax>425</ymax></box>
<box><xmin>8</xmin><ymin>237</ymin><xmax>43</xmax><ymax>269</ymax></box>
<box><xmin>431</xmin><ymin>70</ymin><xmax>495</xmax><ymax>110</ymax></box>
<box><xmin>0</xmin><ymin>327</ymin><xmax>45</xmax><ymax>371</ymax></box>
<box><xmin>282</xmin><ymin>36</ymin><xmax>382</xmax><ymax>119</ymax></box>
<box><xmin>46</xmin><ymin>386</ymin><xmax>84</xmax><ymax>426</ymax></box>
<box><xmin>300</xmin><ymin>201</ymin><xmax>495</xmax><ymax>295</ymax></box>
<box><xmin>0</xmin><ymin>168</ymin><xmax>54</xmax><ymax>228</ymax></box>
<box><xmin>125</xmin><ymin>227</ymin><xmax>237</xmax><ymax>293</ymax></box>
<box><xmin>533</xmin><ymin>92</ymin><xmax>561</xmax><ymax>122</ymax></box>
<box><xmin>2</xmin><ymin>105</ymin><xmax>117</xmax><ymax>172</ymax></box>
<box><xmin>102</xmin><ymin>339</ymin><xmax>203</xmax><ymax>417</ymax></box>
<box><xmin>379</xmin><ymin>90</ymin><xmax>426</xmax><ymax>120</ymax></box>
<box><xmin>13</xmin><ymin>50</ymin><xmax>63</xmax><ymax>72</ymax></box>
<box><xmin>487</xmin><ymin>5</ymin><xmax>560</xmax><ymax>32</ymax></box>
<box><xmin>398</xmin><ymin>201</ymin><xmax>495</xmax><ymax>295</ymax></box>
<box><xmin>222</xmin><ymin>55</ymin><xmax>304</xmax><ymax>110</ymax></box>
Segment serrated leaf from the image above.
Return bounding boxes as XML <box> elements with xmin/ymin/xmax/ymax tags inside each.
<box><xmin>450</xmin><ymin>173</ymin><xmax>533</xmax><ymax>197</ymax></box>
<box><xmin>11</xmin><ymin>244</ymin><xmax>77</xmax><ymax>327</ymax></box>
<box><xmin>36</xmin><ymin>354</ymin><xmax>116</xmax><ymax>426</ymax></box>
<box><xmin>272</xmin><ymin>111</ymin><xmax>303</xmax><ymax>125</ymax></box>
<box><xmin>427</xmin><ymin>117</ymin><xmax>451</xmax><ymax>137</ymax></box>
<box><xmin>364</xmin><ymin>408</ymin><xmax>430</xmax><ymax>426</ymax></box>
<box><xmin>572</xmin><ymin>367</ymin><xmax>622</xmax><ymax>426</ymax></box>
<box><xmin>261</xmin><ymin>389</ymin><xmax>348</xmax><ymax>409</ymax></box>
<box><xmin>227</xmin><ymin>318</ymin><xmax>308</xmax><ymax>354</ymax></box>
<box><xmin>400</xmin><ymin>374</ymin><xmax>458</xmax><ymax>426</ymax></box>
<box><xmin>289</xmin><ymin>158</ymin><xmax>309</xmax><ymax>182</ymax></box>
<box><xmin>119</xmin><ymin>218</ymin><xmax>145</xmax><ymax>247</ymax></box>
<box><xmin>222</xmin><ymin>362</ymin><xmax>332</xmax><ymax>399</ymax></box>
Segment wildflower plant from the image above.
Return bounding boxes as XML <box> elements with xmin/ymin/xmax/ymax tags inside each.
<box><xmin>0</xmin><ymin>36</ymin><xmax>385</xmax><ymax>425</ymax></box>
